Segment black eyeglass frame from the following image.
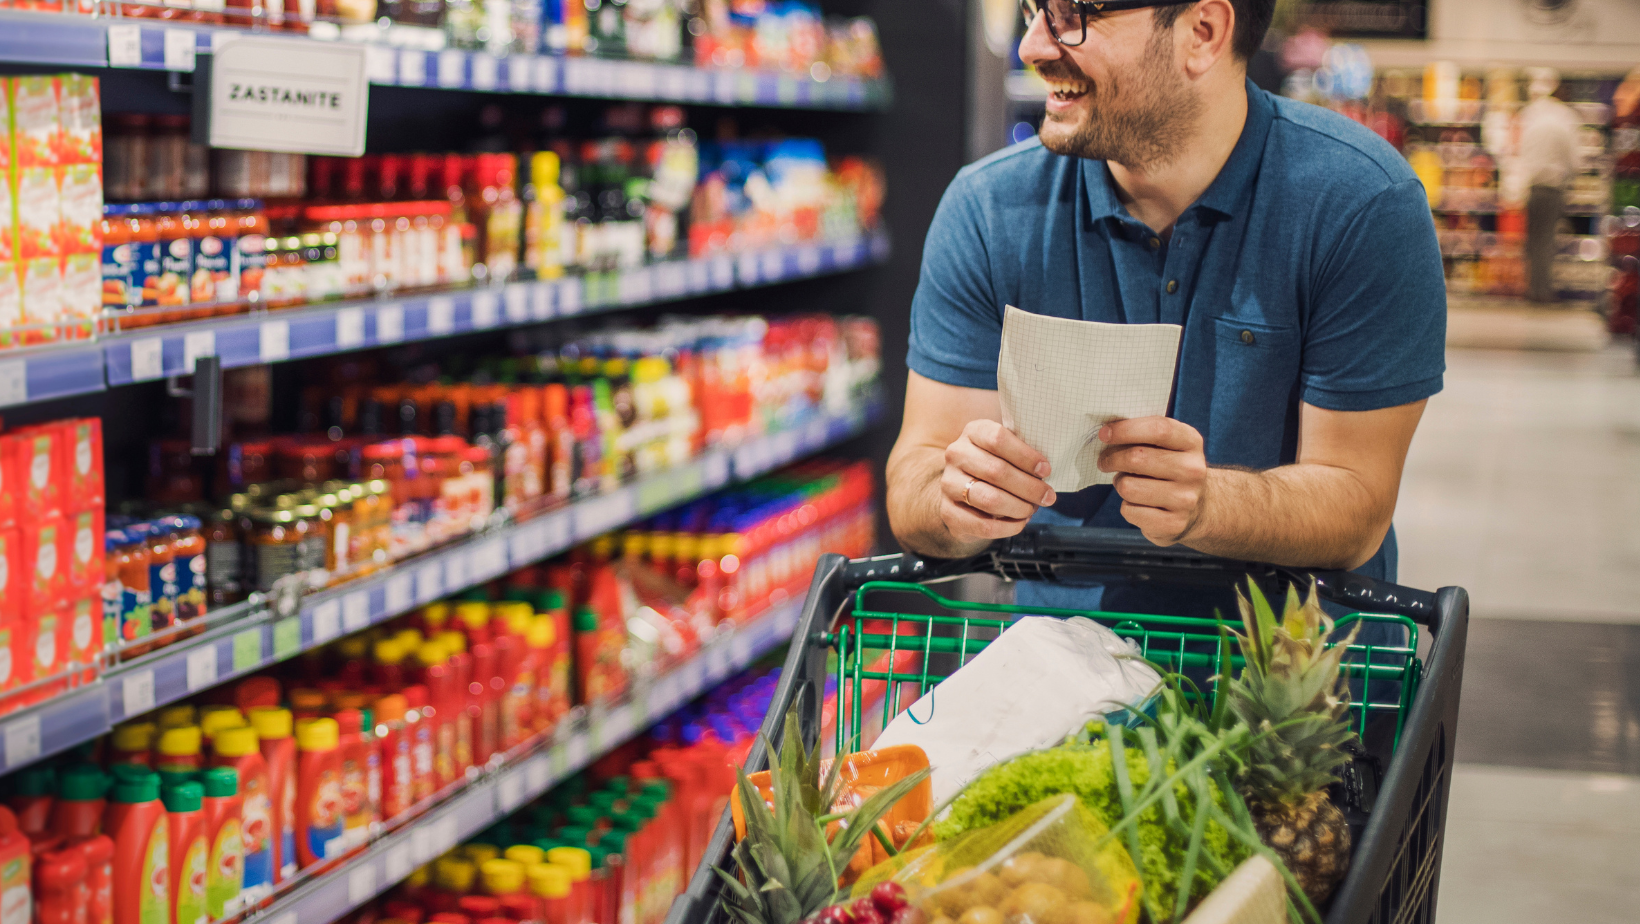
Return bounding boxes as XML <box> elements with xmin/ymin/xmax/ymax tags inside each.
<box><xmin>1020</xmin><ymin>0</ymin><xmax>1199</xmax><ymax>47</ymax></box>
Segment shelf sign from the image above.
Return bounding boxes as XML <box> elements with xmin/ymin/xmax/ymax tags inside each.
<box><xmin>204</xmin><ymin>38</ymin><xmax>369</xmax><ymax>157</ymax></box>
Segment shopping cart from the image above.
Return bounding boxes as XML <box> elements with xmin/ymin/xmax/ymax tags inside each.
<box><xmin>664</xmin><ymin>526</ymin><xmax>1468</xmax><ymax>924</ymax></box>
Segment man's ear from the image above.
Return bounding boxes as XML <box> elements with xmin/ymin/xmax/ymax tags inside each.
<box><xmin>1182</xmin><ymin>0</ymin><xmax>1236</xmax><ymax>78</ymax></box>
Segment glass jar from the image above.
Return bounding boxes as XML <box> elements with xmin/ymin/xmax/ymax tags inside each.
<box><xmin>203</xmin><ymin>507</ymin><xmax>245</xmax><ymax>607</ymax></box>
<box><xmin>169</xmin><ymin>515</ymin><xmax>208</xmax><ymax>628</ymax></box>
<box><xmin>365</xmin><ymin>479</ymin><xmax>394</xmax><ymax>566</ymax></box>
<box><xmin>292</xmin><ymin>501</ymin><xmax>329</xmax><ymax>577</ymax></box>
<box><xmin>315</xmin><ymin>484</ymin><xmax>355</xmax><ymax>578</ymax></box>
<box><xmin>249</xmin><ymin>507</ymin><xmax>302</xmax><ymax>593</ymax></box>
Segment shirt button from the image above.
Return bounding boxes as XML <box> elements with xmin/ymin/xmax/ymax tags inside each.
<box><xmin>1148</xmin><ymin>236</ymin><xmax>1161</xmax><ymax>250</ymax></box>
<box><xmin>1166</xmin><ymin>280</ymin><xmax>1178</xmax><ymax>294</ymax></box>
<box><xmin>1240</xmin><ymin>330</ymin><xmax>1256</xmax><ymax>345</ymax></box>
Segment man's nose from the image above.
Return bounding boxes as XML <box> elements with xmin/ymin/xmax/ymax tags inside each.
<box><xmin>1017</xmin><ymin>5</ymin><xmax>1062</xmax><ymax>67</ymax></box>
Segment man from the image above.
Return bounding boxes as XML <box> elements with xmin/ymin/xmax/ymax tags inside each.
<box><xmin>885</xmin><ymin>0</ymin><xmax>1446</xmax><ymax>618</ymax></box>
<box><xmin>1518</xmin><ymin>67</ymin><xmax>1581</xmax><ymax>304</ymax></box>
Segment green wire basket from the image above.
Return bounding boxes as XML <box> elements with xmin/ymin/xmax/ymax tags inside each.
<box><xmin>831</xmin><ymin>581</ymin><xmax>1424</xmax><ymax>759</ymax></box>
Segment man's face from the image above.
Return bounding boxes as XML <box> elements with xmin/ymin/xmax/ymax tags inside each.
<box><xmin>1019</xmin><ymin>4</ymin><xmax>1202</xmax><ymax>169</ymax></box>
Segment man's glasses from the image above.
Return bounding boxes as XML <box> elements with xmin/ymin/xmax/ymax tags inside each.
<box><xmin>1020</xmin><ymin>0</ymin><xmax>1198</xmax><ymax>47</ymax></box>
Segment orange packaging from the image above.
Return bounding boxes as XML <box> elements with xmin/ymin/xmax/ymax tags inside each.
<box><xmin>61</xmin><ymin>253</ymin><xmax>99</xmax><ymax>339</ymax></box>
<box><xmin>293</xmin><ymin>717</ymin><xmax>343</xmax><ymax>869</ymax></box>
<box><xmin>0</xmin><ymin>525</ymin><xmax>20</xmax><ymax>628</ymax></box>
<box><xmin>57</xmin><ymin>74</ymin><xmax>101</xmax><ymax>166</ymax></box>
<box><xmin>0</xmin><ymin>80</ymin><xmax>10</xmax><ymax>176</ymax></box>
<box><xmin>23</xmin><ymin>512</ymin><xmax>69</xmax><ymax>615</ymax></box>
<box><xmin>10</xmin><ymin>76</ymin><xmax>60</xmax><ymax>170</ymax></box>
<box><xmin>211</xmin><ymin>726</ymin><xmax>272</xmax><ymax>904</ymax></box>
<box><xmin>65</xmin><ymin>597</ymin><xmax>100</xmax><ymax>683</ymax></box>
<box><xmin>19</xmin><ymin>257</ymin><xmax>62</xmax><ymax>344</ymax></box>
<box><xmin>0</xmin><ymin>807</ymin><xmax>32</xmax><ymax>922</ymax></box>
<box><xmin>56</xmin><ymin>164</ymin><xmax>102</xmax><ymax>255</ymax></box>
<box><xmin>16</xmin><ymin>167</ymin><xmax>61</xmax><ymax>260</ymax></box>
<box><xmin>60</xmin><ymin>417</ymin><xmax>104</xmax><ymax>509</ymax></box>
<box><xmin>8</xmin><ymin>427</ymin><xmax>62</xmax><ymax>516</ymax></box>
<box><xmin>67</xmin><ymin>506</ymin><xmax>104</xmax><ymax>595</ymax></box>
<box><xmin>0</xmin><ymin>266</ymin><xmax>18</xmax><ymax>352</ymax></box>
<box><xmin>31</xmin><ymin>603</ymin><xmax>67</xmax><ymax>695</ymax></box>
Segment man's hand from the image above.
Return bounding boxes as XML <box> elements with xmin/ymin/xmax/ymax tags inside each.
<box><xmin>939</xmin><ymin>419</ymin><xmax>1058</xmax><ymax>544</ymax></box>
<box><xmin>1097</xmin><ymin>416</ymin><xmax>1208</xmax><ymax>546</ymax></box>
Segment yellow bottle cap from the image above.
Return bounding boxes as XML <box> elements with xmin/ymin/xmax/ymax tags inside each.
<box><xmin>374</xmin><ymin>638</ymin><xmax>404</xmax><ymax>665</ymax></box>
<box><xmin>434</xmin><ymin>857</ymin><xmax>477</xmax><ymax>892</ymax></box>
<box><xmin>456</xmin><ymin>602</ymin><xmax>491</xmax><ymax>632</ymax></box>
<box><xmin>405</xmin><ymin>863</ymin><xmax>432</xmax><ymax>889</ymax></box>
<box><xmin>464</xmin><ymin>843</ymin><xmax>501</xmax><ymax>864</ymax></box>
<box><xmin>528</xmin><ymin>615</ymin><xmax>556</xmax><ymax>649</ymax></box>
<box><xmin>111</xmin><ymin>721</ymin><xmax>156</xmax><ymax>754</ymax></box>
<box><xmin>213</xmin><ymin>725</ymin><xmax>261</xmax><ymax>758</ymax></box>
<box><xmin>157</xmin><ymin>705</ymin><xmax>197</xmax><ymax>728</ymax></box>
<box><xmin>673</xmin><ymin>534</ymin><xmax>699</xmax><ymax>562</ymax></box>
<box><xmin>157</xmin><ymin>725</ymin><xmax>202</xmax><ymax>758</ymax></box>
<box><xmin>248</xmin><ymin>707</ymin><xmax>293</xmax><ymax>740</ymax></box>
<box><xmin>527</xmin><ymin>863</ymin><xmax>572</xmax><ymax>899</ymax></box>
<box><xmin>545</xmin><ymin>847</ymin><xmax>591</xmax><ymax>881</ymax></box>
<box><xmin>480</xmin><ymin>858</ymin><xmax>526</xmax><ymax>895</ymax></box>
<box><xmin>649</xmin><ymin>533</ymin><xmax>675</xmax><ymax>561</ymax></box>
<box><xmin>396</xmin><ymin>628</ymin><xmax>425</xmax><ymax>651</ymax></box>
<box><xmin>416</xmin><ymin>641</ymin><xmax>449</xmax><ymax>667</ymax></box>
<box><xmin>199</xmin><ymin>706</ymin><xmax>246</xmax><ymax>740</ymax></box>
<box><xmin>336</xmin><ymin>635</ymin><xmax>369</xmax><ymax>660</ymax></box>
<box><xmin>422</xmin><ymin>601</ymin><xmax>451</xmax><ymax>630</ymax></box>
<box><xmin>437</xmin><ymin>631</ymin><xmax>468</xmax><ymax>655</ymax></box>
<box><xmin>621</xmin><ymin>532</ymin><xmax>647</xmax><ymax>558</ymax></box>
<box><xmin>295</xmin><ymin>717</ymin><xmax>339</xmax><ymax>751</ymax></box>
<box><xmin>504</xmin><ymin>845</ymin><xmax>546</xmax><ymax>866</ymax></box>
<box><xmin>497</xmin><ymin>602</ymin><xmax>533</xmax><ymax>635</ymax></box>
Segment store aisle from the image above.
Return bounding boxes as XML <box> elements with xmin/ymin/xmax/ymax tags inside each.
<box><xmin>1398</xmin><ymin>345</ymin><xmax>1640</xmax><ymax>922</ymax></box>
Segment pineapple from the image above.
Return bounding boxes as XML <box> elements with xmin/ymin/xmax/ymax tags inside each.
<box><xmin>717</xmin><ymin>704</ymin><xmax>929</xmax><ymax>924</ymax></box>
<box><xmin>1226</xmin><ymin>579</ymin><xmax>1362</xmax><ymax>906</ymax></box>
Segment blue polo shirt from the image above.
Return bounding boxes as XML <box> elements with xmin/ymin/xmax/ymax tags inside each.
<box><xmin>907</xmin><ymin>81</ymin><xmax>1446</xmax><ymax>617</ymax></box>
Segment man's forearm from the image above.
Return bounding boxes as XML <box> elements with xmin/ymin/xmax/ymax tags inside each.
<box><xmin>885</xmin><ymin>446</ymin><xmax>993</xmax><ymax>559</ymax></box>
<box><xmin>1180</xmin><ymin>463</ymin><xmax>1391</xmax><ymax>570</ymax></box>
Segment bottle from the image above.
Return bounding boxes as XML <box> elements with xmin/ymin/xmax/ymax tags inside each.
<box><xmin>431</xmin><ymin>857</ymin><xmax>476</xmax><ymax>914</ymax></box>
<box><xmin>105</xmin><ymin>771</ymin><xmax>168</xmax><ymax>924</ymax></box>
<box><xmin>109</xmin><ymin>722</ymin><xmax>156</xmax><ymax>767</ymax></box>
<box><xmin>168</xmin><ymin>516</ymin><xmax>208</xmax><ymax>627</ymax></box>
<box><xmin>469</xmin><ymin>641</ymin><xmax>501</xmax><ymax>766</ymax></box>
<box><xmin>401</xmin><ymin>685</ymin><xmax>437</xmax><ymax>803</ymax></box>
<box><xmin>248</xmin><ymin>707</ymin><xmax>297</xmax><ymax>883</ymax></box>
<box><xmin>51</xmin><ymin>765</ymin><xmax>108</xmax><ymax>839</ymax></box>
<box><xmin>72</xmin><ymin>832</ymin><xmax>115</xmax><ymax>924</ymax></box>
<box><xmin>528</xmin><ymin>862</ymin><xmax>572</xmax><ymax>924</ymax></box>
<box><xmin>333</xmin><ymin>709</ymin><xmax>378</xmax><ymax>850</ymax></box>
<box><xmin>211</xmin><ymin>725</ymin><xmax>272</xmax><ymax>905</ymax></box>
<box><xmin>526</xmin><ymin>152</ymin><xmax>566</xmax><ymax>279</ymax></box>
<box><xmin>415</xmin><ymin>643</ymin><xmax>456</xmax><ymax>788</ymax></box>
<box><xmin>198</xmin><ymin>705</ymin><xmax>245</xmax><ymax>751</ymax></box>
<box><xmin>35</xmin><ymin>845</ymin><xmax>85</xmax><ymax>924</ymax></box>
<box><xmin>7</xmin><ymin>765</ymin><xmax>56</xmax><ymax>837</ymax></box>
<box><xmin>527</xmin><ymin>615</ymin><xmax>558</xmax><ymax>734</ymax></box>
<box><xmin>373</xmin><ymin>694</ymin><xmax>413</xmax><ymax>821</ymax></box>
<box><xmin>199</xmin><ymin>767</ymin><xmax>244</xmax><ymax>921</ymax></box>
<box><xmin>294</xmin><ymin>717</ymin><xmax>344</xmax><ymax>868</ymax></box>
<box><xmin>545</xmin><ymin>847</ymin><xmax>592</xmax><ymax>924</ymax></box>
<box><xmin>155</xmin><ymin>726</ymin><xmax>204</xmax><ymax>774</ymax></box>
<box><xmin>162</xmin><ymin>781</ymin><xmax>208</xmax><ymax>924</ymax></box>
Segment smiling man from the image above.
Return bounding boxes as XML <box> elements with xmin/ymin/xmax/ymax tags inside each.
<box><xmin>885</xmin><ymin>0</ymin><xmax>1446</xmax><ymax>617</ymax></box>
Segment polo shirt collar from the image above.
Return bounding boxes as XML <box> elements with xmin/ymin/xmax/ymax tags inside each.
<box><xmin>1081</xmin><ymin>78</ymin><xmax>1274</xmax><ymax>224</ymax></box>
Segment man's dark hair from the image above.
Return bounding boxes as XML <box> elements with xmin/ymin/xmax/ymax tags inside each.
<box><xmin>1154</xmin><ymin>0</ymin><xmax>1276</xmax><ymax>61</ymax></box>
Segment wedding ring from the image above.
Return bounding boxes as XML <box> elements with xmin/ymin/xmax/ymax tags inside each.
<box><xmin>962</xmin><ymin>477</ymin><xmax>978</xmax><ymax>507</ymax></box>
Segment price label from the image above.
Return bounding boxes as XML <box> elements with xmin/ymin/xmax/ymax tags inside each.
<box><xmin>312</xmin><ymin>600</ymin><xmax>342</xmax><ymax>644</ymax></box>
<box><xmin>416</xmin><ymin>563</ymin><xmax>443</xmax><ymax>603</ymax></box>
<box><xmin>709</xmin><ymin>256</ymin><xmax>735</xmax><ymax>290</ymax></box>
<box><xmin>428</xmin><ymin>297</ymin><xmax>455</xmax><ymax>335</ymax></box>
<box><xmin>504</xmin><ymin>284</ymin><xmax>529</xmax><ymax>323</ymax></box>
<box><xmin>575</xmin><ymin>490</ymin><xmax>635</xmax><ymax>539</ymax></box>
<box><xmin>186</xmin><ymin>646</ymin><xmax>219</xmax><ymax>692</ymax></box>
<box><xmin>567</xmin><ymin>731</ymin><xmax>589</xmax><ymax>768</ymax></box>
<box><xmin>348</xmin><ymin>865</ymin><xmax>377</xmax><ymax>905</ymax></box>
<box><xmin>474</xmin><ymin>540</ymin><xmax>507</xmax><ymax>580</ymax></box>
<box><xmin>377</xmin><ymin>304</ymin><xmax>404</xmax><ymax>343</ymax></box>
<box><xmin>497</xmin><ymin>771</ymin><xmax>524</xmax><ymax>812</ymax></box>
<box><xmin>526</xmin><ymin>755</ymin><xmax>550</xmax><ymax>793</ymax></box>
<box><xmin>122</xmin><ymin>670</ymin><xmax>156</xmax><ymax>717</ymax></box>
<box><xmin>272</xmin><ymin>617</ymin><xmax>301</xmax><ymax>660</ymax></box>
<box><xmin>336</xmin><ymin>307</ymin><xmax>365</xmax><ymax>348</ymax></box>
<box><xmin>444</xmin><ymin>551</ymin><xmax>468</xmax><ymax>593</ymax></box>
<box><xmin>531</xmin><ymin>282</ymin><xmax>553</xmax><ymax>320</ymax></box>
<box><xmin>661</xmin><ymin>66</ymin><xmax>688</xmax><ymax>99</ymax></box>
<box><xmin>398</xmin><ymin>50</ymin><xmax>428</xmax><ymax>86</ymax></box>
<box><xmin>131</xmin><ymin>338</ymin><xmax>164</xmax><ymax>382</ymax></box>
<box><xmin>383</xmin><ymin>843</ymin><xmax>412</xmax><ymax>884</ymax></box>
<box><xmin>532</xmin><ymin>56</ymin><xmax>555</xmax><ymax>93</ymax></box>
<box><xmin>107</xmin><ymin>25</ymin><xmax>143</xmax><ymax>67</ymax></box>
<box><xmin>632</xmin><ymin>686</ymin><xmax>651</xmax><ymax>733</ymax></box>
<box><xmin>797</xmin><ymin>246</ymin><xmax>822</xmax><ymax>276</ymax></box>
<box><xmin>472</xmin><ymin>290</ymin><xmax>500</xmax><ymax>329</ymax></box>
<box><xmin>232</xmin><ymin>629</ymin><xmax>262</xmax><ymax>673</ymax></box>
<box><xmin>342</xmin><ymin>591</ymin><xmax>371</xmax><ymax>632</ymax></box>
<box><xmin>703</xmin><ymin>452</ymin><xmax>731</xmax><ymax>488</ymax></box>
<box><xmin>540</xmin><ymin>511</ymin><xmax>572</xmax><ymax>557</ymax></box>
<box><xmin>707</xmin><ymin>640</ymin><xmax>733</xmax><ymax>680</ymax></box>
<box><xmin>549</xmin><ymin>743</ymin><xmax>567</xmax><ymax>778</ymax></box>
<box><xmin>385</xmin><ymin>573</ymin><xmax>413</xmax><ymax>615</ymax></box>
<box><xmin>410</xmin><ymin>826</ymin><xmax>433</xmax><ymax>864</ymax></box>
<box><xmin>737</xmin><ymin>252</ymin><xmax>760</xmax><ymax>286</ymax></box>
<box><xmin>437</xmin><ymin>49</ymin><xmax>466</xmax><ymax>88</ymax></box>
<box><xmin>761</xmin><ymin>249</ymin><xmax>785</xmax><ymax>282</ymax></box>
<box><xmin>183</xmin><ymin>331</ymin><xmax>215</xmax><ymax>373</ymax></box>
<box><xmin>471</xmin><ymin>53</ymin><xmax>498</xmax><ymax>91</ymax></box>
<box><xmin>587</xmin><ymin>711</ymin><xmax>604</xmax><ymax>755</ymax></box>
<box><xmin>365</xmin><ymin>44</ymin><xmax>398</xmax><ymax>83</ymax></box>
<box><xmin>0</xmin><ymin>360</ymin><xmax>26</xmax><ymax>408</ymax></box>
<box><xmin>713</xmin><ymin>71</ymin><xmax>737</xmax><ymax>104</ymax></box>
<box><xmin>259</xmin><ymin>320</ymin><xmax>290</xmax><ymax>362</ymax></box>
<box><xmin>3</xmin><ymin>716</ymin><xmax>40</xmax><ymax>769</ymax></box>
<box><xmin>558</xmin><ymin>279</ymin><xmax>583</xmax><ymax>316</ymax></box>
<box><xmin>163</xmin><ymin>29</ymin><xmax>197</xmax><ymax>72</ymax></box>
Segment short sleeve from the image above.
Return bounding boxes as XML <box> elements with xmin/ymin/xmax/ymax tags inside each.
<box><xmin>906</xmin><ymin>173</ymin><xmax>1004</xmax><ymax>390</ymax></box>
<box><xmin>1301</xmin><ymin>178</ymin><xmax>1446</xmax><ymax>411</ymax></box>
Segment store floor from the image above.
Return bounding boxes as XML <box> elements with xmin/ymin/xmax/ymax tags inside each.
<box><xmin>1395</xmin><ymin>344</ymin><xmax>1640</xmax><ymax>921</ymax></box>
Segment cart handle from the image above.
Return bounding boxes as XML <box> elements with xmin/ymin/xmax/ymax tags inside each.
<box><xmin>843</xmin><ymin>525</ymin><xmax>1442</xmax><ymax>626</ymax></box>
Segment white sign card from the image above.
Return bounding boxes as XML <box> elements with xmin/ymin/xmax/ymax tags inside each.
<box><xmin>208</xmin><ymin>38</ymin><xmax>369</xmax><ymax>157</ymax></box>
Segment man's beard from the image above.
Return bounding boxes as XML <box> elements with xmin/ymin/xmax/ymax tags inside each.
<box><xmin>1037</xmin><ymin>29</ymin><xmax>1200</xmax><ymax>169</ymax></box>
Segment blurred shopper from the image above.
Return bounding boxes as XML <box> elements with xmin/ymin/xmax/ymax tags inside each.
<box><xmin>1519</xmin><ymin>67</ymin><xmax>1582</xmax><ymax>303</ymax></box>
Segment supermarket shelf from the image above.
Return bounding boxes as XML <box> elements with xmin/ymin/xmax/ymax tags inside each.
<box><xmin>0</xmin><ymin>231</ymin><xmax>889</xmax><ymax>408</ymax></box>
<box><xmin>0</xmin><ymin>10</ymin><xmax>890</xmax><ymax>110</ymax></box>
<box><xmin>0</xmin><ymin>395</ymin><xmax>880</xmax><ymax>775</ymax></box>
<box><xmin>241</xmin><ymin>595</ymin><xmax>800</xmax><ymax>924</ymax></box>
<box><xmin>1432</xmin><ymin>206</ymin><xmax>1608</xmax><ymax>217</ymax></box>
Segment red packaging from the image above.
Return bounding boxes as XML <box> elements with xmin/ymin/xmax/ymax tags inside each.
<box><xmin>30</xmin><ymin>604</ymin><xmax>68</xmax><ymax>695</ymax></box>
<box><xmin>61</xmin><ymin>417</ymin><xmax>104</xmax><ymax>509</ymax></box>
<box><xmin>0</xmin><ymin>622</ymin><xmax>23</xmax><ymax>694</ymax></box>
<box><xmin>23</xmin><ymin>513</ymin><xmax>69</xmax><ymax>615</ymax></box>
<box><xmin>67</xmin><ymin>506</ymin><xmax>103</xmax><ymax>596</ymax></box>
<box><xmin>65</xmin><ymin>597</ymin><xmax>100</xmax><ymax>682</ymax></box>
<box><xmin>7</xmin><ymin>427</ymin><xmax>61</xmax><ymax>515</ymax></box>
<box><xmin>0</xmin><ymin>526</ymin><xmax>20</xmax><ymax>627</ymax></box>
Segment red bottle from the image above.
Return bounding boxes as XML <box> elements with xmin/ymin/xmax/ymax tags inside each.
<box><xmin>75</xmin><ymin>834</ymin><xmax>115</xmax><ymax>924</ymax></box>
<box><xmin>374</xmin><ymin>694</ymin><xmax>413</xmax><ymax>820</ymax></box>
<box><xmin>249</xmin><ymin>707</ymin><xmax>297</xmax><ymax>883</ymax></box>
<box><xmin>446</xmin><ymin>645</ymin><xmax>477</xmax><ymax>775</ymax></box>
<box><xmin>334</xmin><ymin>709</ymin><xmax>379</xmax><ymax>848</ymax></box>
<box><xmin>8</xmin><ymin>766</ymin><xmax>56</xmax><ymax>838</ymax></box>
<box><xmin>35</xmin><ymin>844</ymin><xmax>87</xmax><ymax>924</ymax></box>
<box><xmin>470</xmin><ymin>641</ymin><xmax>500</xmax><ymax>765</ymax></box>
<box><xmin>104</xmin><ymin>771</ymin><xmax>167</xmax><ymax>924</ymax></box>
<box><xmin>161</xmin><ymin>781</ymin><xmax>208</xmax><ymax>924</ymax></box>
<box><xmin>51</xmin><ymin>765</ymin><xmax>108</xmax><ymax>839</ymax></box>
<box><xmin>211</xmin><ymin>725</ymin><xmax>272</xmax><ymax>903</ymax></box>
<box><xmin>199</xmin><ymin>767</ymin><xmax>243</xmax><ymax>921</ymax></box>
<box><xmin>293</xmin><ymin>717</ymin><xmax>343</xmax><ymax>869</ymax></box>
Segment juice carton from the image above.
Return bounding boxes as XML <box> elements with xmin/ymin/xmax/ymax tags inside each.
<box><xmin>57</xmin><ymin>75</ymin><xmax>100</xmax><ymax>166</ymax></box>
<box><xmin>66</xmin><ymin>506</ymin><xmax>103</xmax><ymax>595</ymax></box>
<box><xmin>15</xmin><ymin>167</ymin><xmax>61</xmax><ymax>260</ymax></box>
<box><xmin>61</xmin><ymin>252</ymin><xmax>99</xmax><ymax>338</ymax></box>
<box><xmin>0</xmin><ymin>269</ymin><xmax>18</xmax><ymax>351</ymax></box>
<box><xmin>0</xmin><ymin>624</ymin><xmax>21</xmax><ymax>695</ymax></box>
<box><xmin>6</xmin><ymin>427</ymin><xmax>61</xmax><ymax>514</ymax></box>
<box><xmin>9</xmin><ymin>76</ymin><xmax>60</xmax><ymax>170</ymax></box>
<box><xmin>60</xmin><ymin>417</ymin><xmax>103</xmax><ymax>509</ymax></box>
<box><xmin>19</xmin><ymin>257</ymin><xmax>61</xmax><ymax>344</ymax></box>
<box><xmin>0</xmin><ymin>79</ymin><xmax>10</xmax><ymax>175</ymax></box>
<box><xmin>23</xmin><ymin>512</ymin><xmax>69</xmax><ymax>617</ymax></box>
<box><xmin>31</xmin><ymin>604</ymin><xmax>67</xmax><ymax>697</ymax></box>
<box><xmin>65</xmin><ymin>596</ymin><xmax>99</xmax><ymax>684</ymax></box>
<box><xmin>0</xmin><ymin>526</ymin><xmax>18</xmax><ymax>621</ymax></box>
<box><xmin>56</xmin><ymin>164</ymin><xmax>102</xmax><ymax>255</ymax></box>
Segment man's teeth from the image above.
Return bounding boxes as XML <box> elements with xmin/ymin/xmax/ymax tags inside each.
<box><xmin>1047</xmin><ymin>80</ymin><xmax>1088</xmax><ymax>97</ymax></box>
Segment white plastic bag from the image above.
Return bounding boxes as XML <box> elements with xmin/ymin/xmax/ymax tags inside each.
<box><xmin>872</xmin><ymin>615</ymin><xmax>1160</xmax><ymax>803</ymax></box>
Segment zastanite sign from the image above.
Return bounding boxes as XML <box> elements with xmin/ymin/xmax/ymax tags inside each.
<box><xmin>207</xmin><ymin>38</ymin><xmax>368</xmax><ymax>157</ymax></box>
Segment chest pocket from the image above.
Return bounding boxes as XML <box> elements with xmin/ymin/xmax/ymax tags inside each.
<box><xmin>1206</xmin><ymin>316</ymin><xmax>1302</xmax><ymax>468</ymax></box>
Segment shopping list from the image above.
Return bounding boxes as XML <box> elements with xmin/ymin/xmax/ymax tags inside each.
<box><xmin>996</xmin><ymin>306</ymin><xmax>1182</xmax><ymax>493</ymax></box>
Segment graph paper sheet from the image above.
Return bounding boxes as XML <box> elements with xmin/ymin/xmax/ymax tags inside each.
<box><xmin>997</xmin><ymin>306</ymin><xmax>1183</xmax><ymax>493</ymax></box>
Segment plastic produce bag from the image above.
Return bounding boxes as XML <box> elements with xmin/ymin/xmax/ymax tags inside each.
<box><xmin>853</xmin><ymin>793</ymin><xmax>1142</xmax><ymax>924</ymax></box>
<box><xmin>872</xmin><ymin>616</ymin><xmax>1160</xmax><ymax>803</ymax></box>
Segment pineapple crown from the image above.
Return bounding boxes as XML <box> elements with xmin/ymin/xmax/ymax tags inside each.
<box><xmin>1226</xmin><ymin>579</ymin><xmax>1361</xmax><ymax>806</ymax></box>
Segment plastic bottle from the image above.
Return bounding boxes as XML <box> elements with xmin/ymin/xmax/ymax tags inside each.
<box><xmin>198</xmin><ymin>706</ymin><xmax>245</xmax><ymax>750</ymax></box>
<box><xmin>198</xmin><ymin>767</ymin><xmax>243</xmax><ymax>921</ymax></box>
<box><xmin>373</xmin><ymin>694</ymin><xmax>413</xmax><ymax>821</ymax></box>
<box><xmin>234</xmin><ymin>676</ymin><xmax>281</xmax><ymax>714</ymax></box>
<box><xmin>72</xmin><ymin>832</ymin><xmax>115</xmax><ymax>924</ymax></box>
<box><xmin>432</xmin><ymin>856</ymin><xmax>477</xmax><ymax>913</ymax></box>
<box><xmin>333</xmin><ymin>709</ymin><xmax>379</xmax><ymax>849</ymax></box>
<box><xmin>7</xmin><ymin>765</ymin><xmax>56</xmax><ymax>838</ymax></box>
<box><xmin>51</xmin><ymin>765</ymin><xmax>108</xmax><ymax>839</ymax></box>
<box><xmin>470</xmin><ymin>641</ymin><xmax>500</xmax><ymax>765</ymax></box>
<box><xmin>294</xmin><ymin>717</ymin><xmax>343</xmax><ymax>868</ymax></box>
<box><xmin>401</xmin><ymin>685</ymin><xmax>436</xmax><ymax>803</ymax></box>
<box><xmin>545</xmin><ymin>848</ymin><xmax>592</xmax><ymax>924</ymax></box>
<box><xmin>527</xmin><ymin>862</ymin><xmax>572</xmax><ymax>924</ymax></box>
<box><xmin>210</xmin><ymin>724</ymin><xmax>272</xmax><ymax>904</ymax></box>
<box><xmin>416</xmin><ymin>643</ymin><xmax>456</xmax><ymax>788</ymax></box>
<box><xmin>35</xmin><ymin>844</ymin><xmax>85</xmax><ymax>924</ymax></box>
<box><xmin>157</xmin><ymin>706</ymin><xmax>197</xmax><ymax>730</ymax></box>
<box><xmin>0</xmin><ymin>807</ymin><xmax>28</xmax><ymax>923</ymax></box>
<box><xmin>248</xmin><ymin>707</ymin><xmax>297</xmax><ymax>883</ymax></box>
<box><xmin>372</xmin><ymin>638</ymin><xmax>407</xmax><ymax>690</ymax></box>
<box><xmin>162</xmin><ymin>781</ymin><xmax>207</xmax><ymax>924</ymax></box>
<box><xmin>109</xmin><ymin>723</ymin><xmax>156</xmax><ymax>768</ymax></box>
<box><xmin>155</xmin><ymin>726</ymin><xmax>204</xmax><ymax>774</ymax></box>
<box><xmin>105</xmin><ymin>770</ymin><xmax>167</xmax><ymax>924</ymax></box>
